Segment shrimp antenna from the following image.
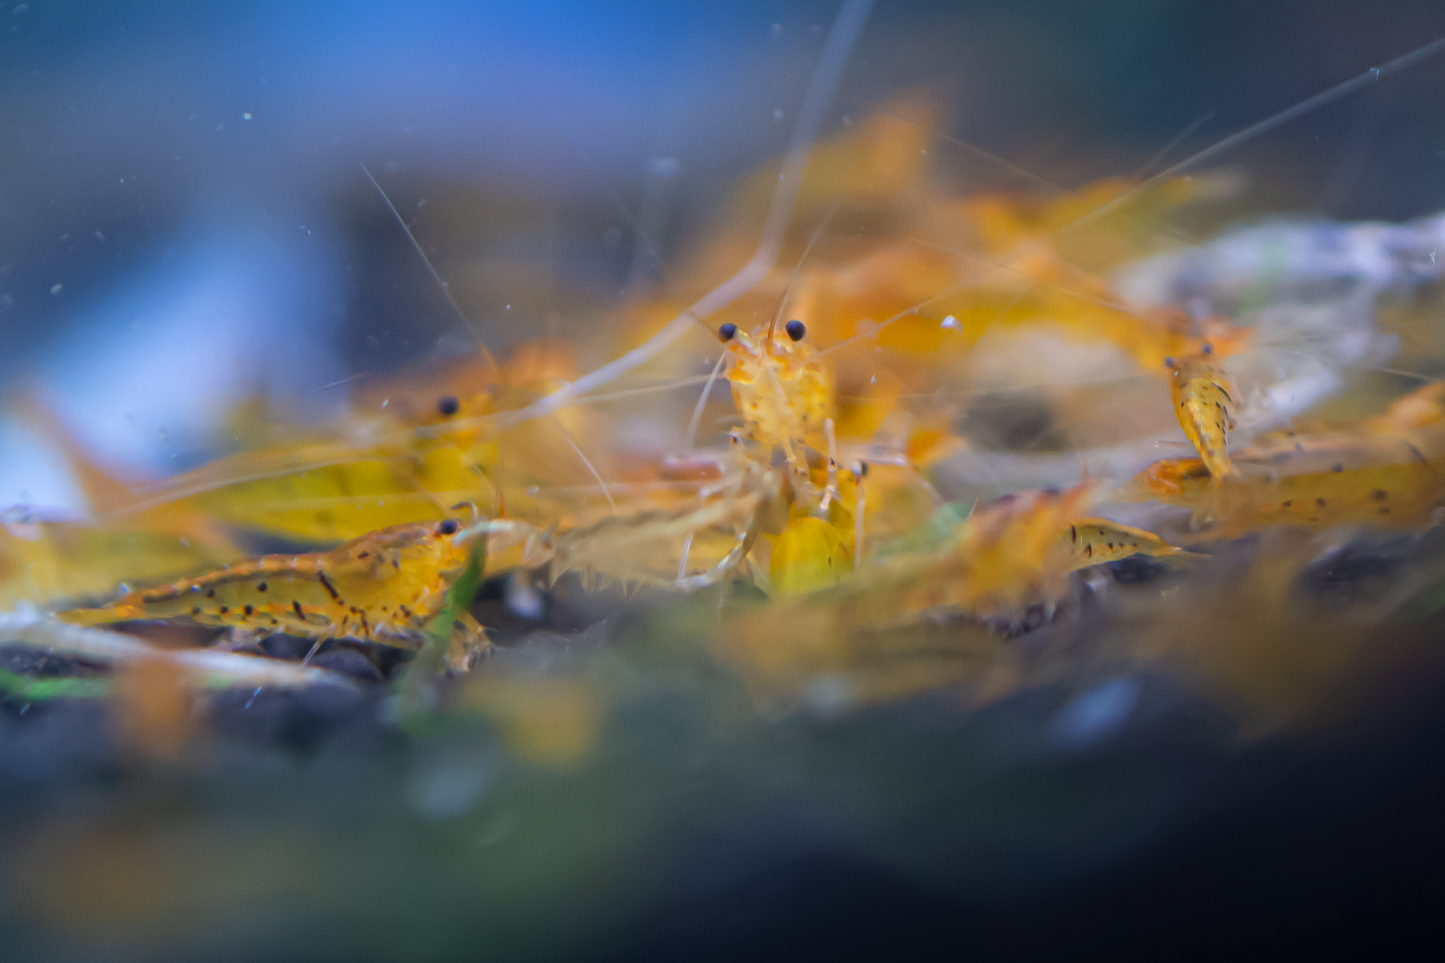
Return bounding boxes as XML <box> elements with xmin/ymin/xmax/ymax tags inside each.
<box><xmin>686</xmin><ymin>190</ymin><xmax>840</xmax><ymax>454</ymax></box>
<box><xmin>549</xmin><ymin>415</ymin><xmax>618</xmax><ymax>515</ymax></box>
<box><xmin>1051</xmin><ymin>35</ymin><xmax>1445</xmax><ymax>245</ymax></box>
<box><xmin>815</xmin><ymin>34</ymin><xmax>1445</xmax><ymax>363</ymax></box>
<box><xmin>873</xmin><ymin>102</ymin><xmax>1192</xmax><ymax>249</ymax></box>
<box><xmin>449</xmin><ymin>501</ymin><xmax>481</xmax><ymax>523</ymax></box>
<box><xmin>509</xmin><ymin>75</ymin><xmax>674</xmax><ymax>295</ymax></box>
<box><xmin>359</xmin><ymin>163</ymin><xmax>500</xmax><ymax>378</ymax></box>
<box><xmin>514</xmin><ymin>0</ymin><xmax>876</xmax><ymax>422</ymax></box>
<box><xmin>1135</xmin><ymin>108</ymin><xmax>1216</xmax><ymax>179</ymax></box>
<box><xmin>768</xmin><ymin>200</ymin><xmax>841</xmax><ymax>346</ymax></box>
<box><xmin>684</xmin><ymin>351</ymin><xmax>730</xmax><ymax>452</ymax></box>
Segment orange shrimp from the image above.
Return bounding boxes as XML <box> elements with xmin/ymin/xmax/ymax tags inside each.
<box><xmin>1166</xmin><ymin>346</ymin><xmax>1239</xmax><ymax>480</ymax></box>
<box><xmin>1126</xmin><ymin>447</ymin><xmax>1444</xmax><ymax>538</ymax></box>
<box><xmin>100</xmin><ymin>336</ymin><xmax>602</xmax><ymax>546</ymax></box>
<box><xmin>708</xmin><ymin>312</ymin><xmax>886</xmax><ymax>594</ymax></box>
<box><xmin>60</xmin><ymin>516</ymin><xmax>489</xmax><ymax>671</ymax></box>
<box><xmin>716</xmin><ymin>317</ymin><xmax>832</xmax><ymax>490</ymax></box>
<box><xmin>811</xmin><ymin>483</ymin><xmax>1096</xmax><ymax>625</ymax></box>
<box><xmin>1366</xmin><ymin>380</ymin><xmax>1445</xmax><ymax>435</ymax></box>
<box><xmin>716</xmin><ymin>486</ymin><xmax>1097</xmax><ymax>718</ymax></box>
<box><xmin>1063</xmin><ymin>517</ymin><xmax>1202</xmax><ymax>570</ymax></box>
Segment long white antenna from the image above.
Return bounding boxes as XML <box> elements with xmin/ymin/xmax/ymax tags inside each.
<box><xmin>513</xmin><ymin>0</ymin><xmax>876</xmax><ymax>422</ymax></box>
<box><xmin>359</xmin><ymin>163</ymin><xmax>499</xmax><ymax>374</ymax></box>
<box><xmin>816</xmin><ymin>34</ymin><xmax>1445</xmax><ymax>360</ymax></box>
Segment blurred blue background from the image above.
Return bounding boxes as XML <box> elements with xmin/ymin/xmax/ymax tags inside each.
<box><xmin>1</xmin><ymin>0</ymin><xmax>1442</xmax><ymax>508</ymax></box>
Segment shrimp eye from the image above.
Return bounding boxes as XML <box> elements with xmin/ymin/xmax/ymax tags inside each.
<box><xmin>438</xmin><ymin>396</ymin><xmax>460</xmax><ymax>417</ymax></box>
<box><xmin>718</xmin><ymin>323</ymin><xmax>737</xmax><ymax>342</ymax></box>
<box><xmin>785</xmin><ymin>319</ymin><xmax>806</xmax><ymax>342</ymax></box>
<box><xmin>436</xmin><ymin>519</ymin><xmax>460</xmax><ymax>536</ymax></box>
<box><xmin>1201</xmin><ymin>343</ymin><xmax>1213</xmax><ymax>355</ymax></box>
<box><xmin>1164</xmin><ymin>356</ymin><xmax>1176</xmax><ymax>369</ymax></box>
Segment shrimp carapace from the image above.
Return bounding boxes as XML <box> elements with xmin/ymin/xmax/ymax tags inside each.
<box><xmin>1166</xmin><ymin>346</ymin><xmax>1239</xmax><ymax>480</ymax></box>
<box><xmin>59</xmin><ymin>517</ymin><xmax>490</xmax><ymax>670</ymax></box>
<box><xmin>719</xmin><ymin>319</ymin><xmax>832</xmax><ymax>486</ymax></box>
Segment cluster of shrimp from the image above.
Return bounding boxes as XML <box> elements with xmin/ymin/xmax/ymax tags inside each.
<box><xmin>8</xmin><ymin>67</ymin><xmax>1445</xmax><ymax>701</ymax></box>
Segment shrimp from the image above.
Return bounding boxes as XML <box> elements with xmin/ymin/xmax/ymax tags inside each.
<box><xmin>59</xmin><ymin>516</ymin><xmax>490</xmax><ymax>671</ymax></box>
<box><xmin>717</xmin><ymin>484</ymin><xmax>1095</xmax><ymax>711</ymax></box>
<box><xmin>1166</xmin><ymin>345</ymin><xmax>1239</xmax><ymax>480</ymax></box>
<box><xmin>1125</xmin><ymin>443</ymin><xmax>1444</xmax><ymax>538</ymax></box>
<box><xmin>1367</xmin><ymin>380</ymin><xmax>1445</xmax><ymax>435</ymax></box>
<box><xmin>717</xmin><ymin>317</ymin><xmax>832</xmax><ymax>491</ymax></box>
<box><xmin>1063</xmin><ymin>517</ymin><xmax>1203</xmax><ymax>570</ymax></box>
<box><xmin>714</xmin><ymin>316</ymin><xmax>933</xmax><ymax>593</ymax></box>
<box><xmin>99</xmin><ymin>335</ymin><xmax>600</xmax><ymax>546</ymax></box>
<box><xmin>826</xmin><ymin>482</ymin><xmax>1096</xmax><ymax>625</ymax></box>
<box><xmin>461</xmin><ymin>459</ymin><xmax>782</xmax><ymax>593</ymax></box>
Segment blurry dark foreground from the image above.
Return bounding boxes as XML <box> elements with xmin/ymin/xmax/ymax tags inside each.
<box><xmin>4</xmin><ymin>533</ymin><xmax>1445</xmax><ymax>961</ymax></box>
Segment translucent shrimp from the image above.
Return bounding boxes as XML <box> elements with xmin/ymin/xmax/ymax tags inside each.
<box><xmin>710</xmin><ymin>313</ymin><xmax>941</xmax><ymax>595</ymax></box>
<box><xmin>716</xmin><ymin>317</ymin><xmax>832</xmax><ymax>491</ymax></box>
<box><xmin>103</xmin><ymin>336</ymin><xmax>609</xmax><ymax>544</ymax></box>
<box><xmin>458</xmin><ymin>459</ymin><xmax>782</xmax><ymax>594</ymax></box>
<box><xmin>60</xmin><ymin>515</ymin><xmax>490</xmax><ymax>671</ymax></box>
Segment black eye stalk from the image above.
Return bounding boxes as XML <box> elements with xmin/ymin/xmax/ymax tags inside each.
<box><xmin>437</xmin><ymin>396</ymin><xmax>460</xmax><ymax>417</ymax></box>
<box><xmin>718</xmin><ymin>323</ymin><xmax>738</xmax><ymax>342</ymax></box>
<box><xmin>785</xmin><ymin>319</ymin><xmax>806</xmax><ymax>342</ymax></box>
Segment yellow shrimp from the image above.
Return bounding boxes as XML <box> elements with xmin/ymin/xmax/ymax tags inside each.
<box><xmin>716</xmin><ymin>317</ymin><xmax>832</xmax><ymax>489</ymax></box>
<box><xmin>1125</xmin><ymin>448</ymin><xmax>1444</xmax><ymax>538</ymax></box>
<box><xmin>1166</xmin><ymin>346</ymin><xmax>1239</xmax><ymax>480</ymax></box>
<box><xmin>709</xmin><ymin>314</ymin><xmax>887</xmax><ymax>592</ymax></box>
<box><xmin>1366</xmin><ymin>380</ymin><xmax>1445</xmax><ymax>435</ymax></box>
<box><xmin>766</xmin><ymin>464</ymin><xmax>873</xmax><ymax>595</ymax></box>
<box><xmin>102</xmin><ymin>337</ymin><xmax>601</xmax><ymax>546</ymax></box>
<box><xmin>60</xmin><ymin>516</ymin><xmax>490</xmax><ymax>671</ymax></box>
<box><xmin>823</xmin><ymin>483</ymin><xmax>1096</xmax><ymax>624</ymax></box>
<box><xmin>1063</xmin><ymin>517</ymin><xmax>1202</xmax><ymax>570</ymax></box>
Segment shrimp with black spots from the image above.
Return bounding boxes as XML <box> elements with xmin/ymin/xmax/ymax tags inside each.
<box><xmin>59</xmin><ymin>517</ymin><xmax>490</xmax><ymax>672</ymax></box>
<box><xmin>1166</xmin><ymin>345</ymin><xmax>1239</xmax><ymax>481</ymax></box>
